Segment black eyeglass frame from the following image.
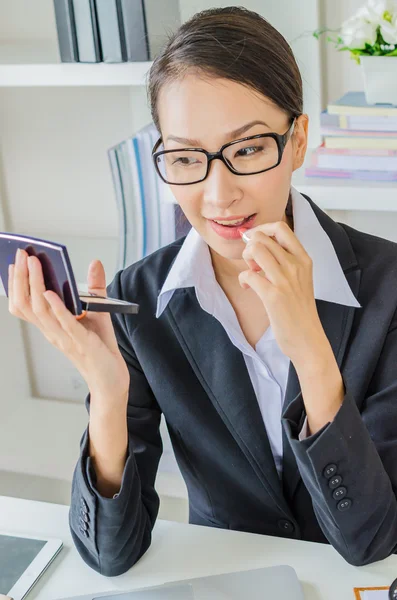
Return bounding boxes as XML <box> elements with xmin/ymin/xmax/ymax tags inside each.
<box><xmin>151</xmin><ymin>117</ymin><xmax>297</xmax><ymax>185</ymax></box>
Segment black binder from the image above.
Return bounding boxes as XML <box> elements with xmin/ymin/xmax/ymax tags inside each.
<box><xmin>119</xmin><ymin>0</ymin><xmax>150</xmax><ymax>61</ymax></box>
<box><xmin>96</xmin><ymin>0</ymin><xmax>126</xmax><ymax>63</ymax></box>
<box><xmin>53</xmin><ymin>0</ymin><xmax>79</xmax><ymax>62</ymax></box>
<box><xmin>72</xmin><ymin>0</ymin><xmax>101</xmax><ymax>63</ymax></box>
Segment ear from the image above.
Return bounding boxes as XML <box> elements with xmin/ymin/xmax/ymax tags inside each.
<box><xmin>291</xmin><ymin>114</ymin><xmax>309</xmax><ymax>171</ymax></box>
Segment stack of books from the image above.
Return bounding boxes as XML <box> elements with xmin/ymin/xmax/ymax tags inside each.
<box><xmin>108</xmin><ymin>123</ymin><xmax>191</xmax><ymax>271</ymax></box>
<box><xmin>305</xmin><ymin>91</ymin><xmax>397</xmax><ymax>182</ymax></box>
<box><xmin>53</xmin><ymin>0</ymin><xmax>180</xmax><ymax>63</ymax></box>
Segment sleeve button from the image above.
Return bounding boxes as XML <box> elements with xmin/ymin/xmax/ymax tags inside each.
<box><xmin>329</xmin><ymin>475</ymin><xmax>343</xmax><ymax>490</ymax></box>
<box><xmin>277</xmin><ymin>519</ymin><xmax>295</xmax><ymax>534</ymax></box>
<box><xmin>337</xmin><ymin>498</ymin><xmax>352</xmax><ymax>512</ymax></box>
<box><xmin>332</xmin><ymin>486</ymin><xmax>347</xmax><ymax>500</ymax></box>
<box><xmin>323</xmin><ymin>464</ymin><xmax>337</xmax><ymax>479</ymax></box>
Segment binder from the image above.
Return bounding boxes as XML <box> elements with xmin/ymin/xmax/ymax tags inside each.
<box><xmin>95</xmin><ymin>0</ymin><xmax>126</xmax><ymax>63</ymax></box>
<box><xmin>72</xmin><ymin>0</ymin><xmax>101</xmax><ymax>63</ymax></box>
<box><xmin>108</xmin><ymin>147</ymin><xmax>127</xmax><ymax>271</ymax></box>
<box><xmin>119</xmin><ymin>0</ymin><xmax>150</xmax><ymax>61</ymax></box>
<box><xmin>53</xmin><ymin>0</ymin><xmax>79</xmax><ymax>62</ymax></box>
<box><xmin>142</xmin><ymin>0</ymin><xmax>181</xmax><ymax>59</ymax></box>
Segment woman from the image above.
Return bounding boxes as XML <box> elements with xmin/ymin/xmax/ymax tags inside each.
<box><xmin>8</xmin><ymin>6</ymin><xmax>397</xmax><ymax>577</ymax></box>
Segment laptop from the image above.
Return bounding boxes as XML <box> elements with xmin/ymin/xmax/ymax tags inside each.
<box><xmin>57</xmin><ymin>564</ymin><xmax>304</xmax><ymax>599</ymax></box>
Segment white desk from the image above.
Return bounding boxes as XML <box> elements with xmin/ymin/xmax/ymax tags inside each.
<box><xmin>1</xmin><ymin>495</ymin><xmax>397</xmax><ymax>600</ymax></box>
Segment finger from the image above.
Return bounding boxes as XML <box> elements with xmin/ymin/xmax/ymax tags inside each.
<box><xmin>243</xmin><ymin>240</ymin><xmax>284</xmax><ymax>285</ymax></box>
<box><xmin>28</xmin><ymin>256</ymin><xmax>76</xmax><ymax>346</ymax></box>
<box><xmin>13</xmin><ymin>249</ymin><xmax>31</xmax><ymax>316</ymax></box>
<box><xmin>239</xmin><ymin>269</ymin><xmax>272</xmax><ymax>301</ymax></box>
<box><xmin>87</xmin><ymin>259</ymin><xmax>107</xmax><ymax>296</ymax></box>
<box><xmin>252</xmin><ymin>221</ymin><xmax>306</xmax><ymax>257</ymax></box>
<box><xmin>8</xmin><ymin>263</ymin><xmax>15</xmax><ymax>310</ymax></box>
<box><xmin>245</xmin><ymin>230</ymin><xmax>289</xmax><ymax>265</ymax></box>
<box><xmin>8</xmin><ymin>262</ymin><xmax>30</xmax><ymax>322</ymax></box>
<box><xmin>43</xmin><ymin>290</ymin><xmax>89</xmax><ymax>354</ymax></box>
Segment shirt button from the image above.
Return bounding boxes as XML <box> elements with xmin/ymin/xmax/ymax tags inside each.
<box><xmin>323</xmin><ymin>464</ymin><xmax>337</xmax><ymax>479</ymax></box>
<box><xmin>278</xmin><ymin>519</ymin><xmax>295</xmax><ymax>534</ymax></box>
<box><xmin>329</xmin><ymin>475</ymin><xmax>343</xmax><ymax>490</ymax></box>
<box><xmin>332</xmin><ymin>486</ymin><xmax>347</xmax><ymax>500</ymax></box>
<box><xmin>337</xmin><ymin>498</ymin><xmax>352</xmax><ymax>512</ymax></box>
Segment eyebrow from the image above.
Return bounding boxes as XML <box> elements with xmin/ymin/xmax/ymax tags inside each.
<box><xmin>165</xmin><ymin>120</ymin><xmax>271</xmax><ymax>146</ymax></box>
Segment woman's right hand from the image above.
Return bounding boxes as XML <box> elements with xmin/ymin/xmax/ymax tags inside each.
<box><xmin>8</xmin><ymin>249</ymin><xmax>130</xmax><ymax>404</ymax></box>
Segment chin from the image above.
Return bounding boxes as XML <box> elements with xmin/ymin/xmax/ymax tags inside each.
<box><xmin>209</xmin><ymin>237</ymin><xmax>246</xmax><ymax>259</ymax></box>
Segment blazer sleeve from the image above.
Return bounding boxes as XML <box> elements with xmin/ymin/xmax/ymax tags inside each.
<box><xmin>282</xmin><ymin>308</ymin><xmax>397</xmax><ymax>567</ymax></box>
<box><xmin>69</xmin><ymin>269</ymin><xmax>163</xmax><ymax>577</ymax></box>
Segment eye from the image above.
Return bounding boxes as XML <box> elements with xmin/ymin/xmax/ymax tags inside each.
<box><xmin>235</xmin><ymin>145</ymin><xmax>262</xmax><ymax>157</ymax></box>
<box><xmin>172</xmin><ymin>156</ymin><xmax>197</xmax><ymax>165</ymax></box>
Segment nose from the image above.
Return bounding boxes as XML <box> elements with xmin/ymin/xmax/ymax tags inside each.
<box><xmin>202</xmin><ymin>157</ymin><xmax>241</xmax><ymax>209</ymax></box>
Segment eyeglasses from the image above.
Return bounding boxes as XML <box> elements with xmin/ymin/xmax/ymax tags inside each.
<box><xmin>151</xmin><ymin>118</ymin><xmax>296</xmax><ymax>185</ymax></box>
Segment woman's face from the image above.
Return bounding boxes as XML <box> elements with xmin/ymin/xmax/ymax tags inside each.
<box><xmin>157</xmin><ymin>74</ymin><xmax>308</xmax><ymax>264</ymax></box>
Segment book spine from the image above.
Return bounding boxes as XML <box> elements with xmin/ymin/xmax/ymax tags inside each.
<box><xmin>328</xmin><ymin>105</ymin><xmax>397</xmax><ymax>117</ymax></box>
<box><xmin>119</xmin><ymin>0</ymin><xmax>149</xmax><ymax>61</ymax></box>
<box><xmin>108</xmin><ymin>147</ymin><xmax>127</xmax><ymax>271</ymax></box>
<box><xmin>95</xmin><ymin>0</ymin><xmax>126</xmax><ymax>63</ymax></box>
<box><xmin>142</xmin><ymin>0</ymin><xmax>181</xmax><ymax>60</ymax></box>
<box><xmin>53</xmin><ymin>0</ymin><xmax>79</xmax><ymax>62</ymax></box>
<box><xmin>313</xmin><ymin>153</ymin><xmax>397</xmax><ymax>172</ymax></box>
<box><xmin>72</xmin><ymin>0</ymin><xmax>102</xmax><ymax>63</ymax></box>
<box><xmin>305</xmin><ymin>166</ymin><xmax>397</xmax><ymax>181</ymax></box>
<box><xmin>324</xmin><ymin>137</ymin><xmax>397</xmax><ymax>150</ymax></box>
<box><xmin>133</xmin><ymin>137</ymin><xmax>147</xmax><ymax>257</ymax></box>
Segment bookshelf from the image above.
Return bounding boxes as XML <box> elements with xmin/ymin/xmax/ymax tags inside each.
<box><xmin>0</xmin><ymin>59</ymin><xmax>153</xmax><ymax>87</ymax></box>
<box><xmin>292</xmin><ymin>150</ymin><xmax>397</xmax><ymax>212</ymax></box>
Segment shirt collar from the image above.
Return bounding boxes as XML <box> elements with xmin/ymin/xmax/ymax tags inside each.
<box><xmin>156</xmin><ymin>185</ymin><xmax>361</xmax><ymax>318</ymax></box>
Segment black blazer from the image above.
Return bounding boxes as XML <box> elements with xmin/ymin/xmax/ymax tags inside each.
<box><xmin>69</xmin><ymin>193</ymin><xmax>397</xmax><ymax>577</ymax></box>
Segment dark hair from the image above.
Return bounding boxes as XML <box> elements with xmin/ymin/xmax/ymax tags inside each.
<box><xmin>147</xmin><ymin>6</ymin><xmax>303</xmax><ymax>136</ymax></box>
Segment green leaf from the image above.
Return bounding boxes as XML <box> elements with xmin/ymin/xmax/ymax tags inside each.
<box><xmin>350</xmin><ymin>53</ymin><xmax>361</xmax><ymax>64</ymax></box>
<box><xmin>385</xmin><ymin>48</ymin><xmax>397</xmax><ymax>56</ymax></box>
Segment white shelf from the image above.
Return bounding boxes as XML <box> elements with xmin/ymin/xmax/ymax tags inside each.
<box><xmin>292</xmin><ymin>150</ymin><xmax>397</xmax><ymax>211</ymax></box>
<box><xmin>0</xmin><ymin>61</ymin><xmax>153</xmax><ymax>87</ymax></box>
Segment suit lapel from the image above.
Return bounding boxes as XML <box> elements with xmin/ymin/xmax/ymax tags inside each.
<box><xmin>166</xmin><ymin>287</ymin><xmax>292</xmax><ymax>516</ymax></box>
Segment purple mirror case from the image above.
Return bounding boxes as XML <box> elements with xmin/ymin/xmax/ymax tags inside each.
<box><xmin>0</xmin><ymin>232</ymin><xmax>86</xmax><ymax>316</ymax></box>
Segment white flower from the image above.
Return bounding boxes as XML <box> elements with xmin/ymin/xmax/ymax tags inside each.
<box><xmin>359</xmin><ymin>0</ymin><xmax>397</xmax><ymax>24</ymax></box>
<box><xmin>379</xmin><ymin>14</ymin><xmax>397</xmax><ymax>43</ymax></box>
<box><xmin>340</xmin><ymin>14</ymin><xmax>378</xmax><ymax>48</ymax></box>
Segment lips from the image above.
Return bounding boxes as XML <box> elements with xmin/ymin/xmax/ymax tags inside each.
<box><xmin>208</xmin><ymin>213</ymin><xmax>257</xmax><ymax>240</ymax></box>
<box><xmin>211</xmin><ymin>214</ymin><xmax>255</xmax><ymax>227</ymax></box>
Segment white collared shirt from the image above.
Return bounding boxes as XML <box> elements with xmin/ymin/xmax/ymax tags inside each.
<box><xmin>156</xmin><ymin>186</ymin><xmax>361</xmax><ymax>475</ymax></box>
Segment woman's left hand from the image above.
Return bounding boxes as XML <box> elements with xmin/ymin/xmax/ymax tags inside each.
<box><xmin>239</xmin><ymin>221</ymin><xmax>328</xmax><ymax>366</ymax></box>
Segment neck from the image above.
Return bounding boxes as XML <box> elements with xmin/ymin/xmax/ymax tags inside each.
<box><xmin>210</xmin><ymin>211</ymin><xmax>294</xmax><ymax>285</ymax></box>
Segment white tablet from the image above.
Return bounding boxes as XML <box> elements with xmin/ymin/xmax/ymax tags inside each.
<box><xmin>0</xmin><ymin>531</ymin><xmax>63</xmax><ymax>600</ymax></box>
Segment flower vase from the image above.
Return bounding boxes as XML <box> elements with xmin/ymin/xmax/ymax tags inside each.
<box><xmin>360</xmin><ymin>55</ymin><xmax>397</xmax><ymax>105</ymax></box>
